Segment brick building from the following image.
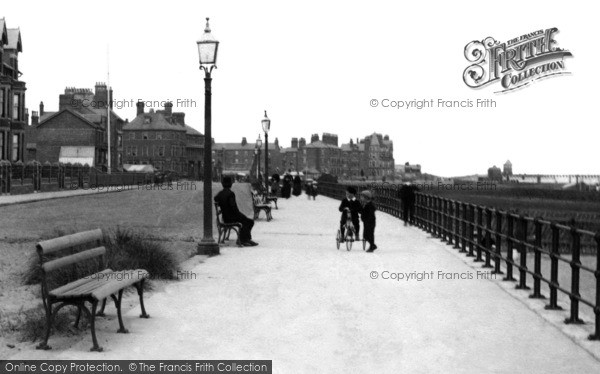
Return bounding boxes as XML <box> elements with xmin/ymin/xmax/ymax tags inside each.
<box><xmin>27</xmin><ymin>83</ymin><xmax>124</xmax><ymax>168</ymax></box>
<box><xmin>280</xmin><ymin>132</ymin><xmax>395</xmax><ymax>179</ymax></box>
<box><xmin>0</xmin><ymin>19</ymin><xmax>26</xmax><ymax>162</ymax></box>
<box><xmin>213</xmin><ymin>137</ymin><xmax>281</xmax><ymax>178</ymax></box>
<box><xmin>362</xmin><ymin>133</ymin><xmax>395</xmax><ymax>178</ymax></box>
<box><xmin>122</xmin><ymin>102</ymin><xmax>204</xmax><ymax>177</ymax></box>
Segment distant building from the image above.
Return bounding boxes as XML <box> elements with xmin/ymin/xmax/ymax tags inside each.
<box><xmin>213</xmin><ymin>137</ymin><xmax>281</xmax><ymax>178</ymax></box>
<box><xmin>0</xmin><ymin>19</ymin><xmax>26</xmax><ymax>162</ymax></box>
<box><xmin>503</xmin><ymin>160</ymin><xmax>513</xmax><ymax>176</ymax></box>
<box><xmin>488</xmin><ymin>165</ymin><xmax>502</xmax><ymax>181</ymax></box>
<box><xmin>27</xmin><ymin>83</ymin><xmax>123</xmax><ymax>168</ymax></box>
<box><xmin>122</xmin><ymin>101</ymin><xmax>203</xmax><ymax>177</ymax></box>
<box><xmin>280</xmin><ymin>132</ymin><xmax>395</xmax><ymax>179</ymax></box>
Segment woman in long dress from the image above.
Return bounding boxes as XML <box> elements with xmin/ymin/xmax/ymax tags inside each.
<box><xmin>292</xmin><ymin>175</ymin><xmax>302</xmax><ymax>196</ymax></box>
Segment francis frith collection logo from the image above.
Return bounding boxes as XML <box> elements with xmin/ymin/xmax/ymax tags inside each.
<box><xmin>463</xmin><ymin>28</ymin><xmax>573</xmax><ymax>93</ymax></box>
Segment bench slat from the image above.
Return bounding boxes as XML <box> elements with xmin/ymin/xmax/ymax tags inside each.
<box><xmin>91</xmin><ymin>270</ymin><xmax>149</xmax><ymax>301</ymax></box>
<box><xmin>37</xmin><ymin>229</ymin><xmax>103</xmax><ymax>255</ymax></box>
<box><xmin>49</xmin><ymin>269</ymin><xmax>113</xmax><ymax>297</ymax></box>
<box><xmin>42</xmin><ymin>246</ymin><xmax>106</xmax><ymax>273</ymax></box>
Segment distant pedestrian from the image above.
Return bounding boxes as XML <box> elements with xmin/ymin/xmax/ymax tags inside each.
<box><xmin>282</xmin><ymin>173</ymin><xmax>292</xmax><ymax>198</ymax></box>
<box><xmin>360</xmin><ymin>190</ymin><xmax>377</xmax><ymax>252</ymax></box>
<box><xmin>292</xmin><ymin>175</ymin><xmax>302</xmax><ymax>196</ymax></box>
<box><xmin>311</xmin><ymin>182</ymin><xmax>318</xmax><ymax>200</ymax></box>
<box><xmin>399</xmin><ymin>182</ymin><xmax>416</xmax><ymax>226</ymax></box>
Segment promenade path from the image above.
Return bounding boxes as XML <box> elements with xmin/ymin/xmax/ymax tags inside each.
<box><xmin>8</xmin><ymin>193</ymin><xmax>600</xmax><ymax>373</ymax></box>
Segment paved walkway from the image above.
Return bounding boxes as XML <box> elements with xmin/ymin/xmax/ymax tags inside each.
<box><xmin>9</xmin><ymin>194</ymin><xmax>600</xmax><ymax>373</ymax></box>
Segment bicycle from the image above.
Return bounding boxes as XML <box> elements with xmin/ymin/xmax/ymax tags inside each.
<box><xmin>336</xmin><ymin>208</ymin><xmax>366</xmax><ymax>251</ymax></box>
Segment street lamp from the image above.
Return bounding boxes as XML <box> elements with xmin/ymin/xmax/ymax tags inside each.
<box><xmin>261</xmin><ymin>110</ymin><xmax>271</xmax><ymax>189</ymax></box>
<box><xmin>196</xmin><ymin>17</ymin><xmax>220</xmax><ymax>256</ymax></box>
<box><xmin>256</xmin><ymin>135</ymin><xmax>262</xmax><ymax>179</ymax></box>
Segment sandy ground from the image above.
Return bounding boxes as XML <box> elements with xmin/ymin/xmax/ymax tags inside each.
<box><xmin>0</xmin><ymin>182</ymin><xmax>251</xmax><ymax>358</ymax></box>
<box><xmin>6</xmin><ymin>193</ymin><xmax>600</xmax><ymax>373</ymax></box>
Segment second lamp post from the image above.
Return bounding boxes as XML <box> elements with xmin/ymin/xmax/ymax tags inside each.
<box><xmin>261</xmin><ymin>111</ymin><xmax>271</xmax><ymax>189</ymax></box>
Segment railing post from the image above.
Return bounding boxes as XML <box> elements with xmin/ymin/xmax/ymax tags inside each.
<box><xmin>564</xmin><ymin>227</ymin><xmax>584</xmax><ymax>324</ymax></box>
<box><xmin>460</xmin><ymin>202</ymin><xmax>467</xmax><ymax>253</ymax></box>
<box><xmin>453</xmin><ymin>201</ymin><xmax>460</xmax><ymax>249</ymax></box>
<box><xmin>427</xmin><ymin>195</ymin><xmax>432</xmax><ymax>234</ymax></box>
<box><xmin>588</xmin><ymin>233</ymin><xmax>600</xmax><ymax>340</ymax></box>
<box><xmin>516</xmin><ymin>216</ymin><xmax>530</xmax><ymax>290</ymax></box>
<box><xmin>432</xmin><ymin>197</ymin><xmax>438</xmax><ymax>237</ymax></box>
<box><xmin>482</xmin><ymin>208</ymin><xmax>493</xmax><ymax>268</ymax></box>
<box><xmin>446</xmin><ymin>200</ymin><xmax>453</xmax><ymax>245</ymax></box>
<box><xmin>504</xmin><ymin>214</ymin><xmax>516</xmax><ymax>281</ymax></box>
<box><xmin>474</xmin><ymin>206</ymin><xmax>484</xmax><ymax>263</ymax></box>
<box><xmin>545</xmin><ymin>222</ymin><xmax>562</xmax><ymax>310</ymax></box>
<box><xmin>440</xmin><ymin>199</ymin><xmax>447</xmax><ymax>242</ymax></box>
<box><xmin>493</xmin><ymin>210</ymin><xmax>504</xmax><ymax>274</ymax></box>
<box><xmin>467</xmin><ymin>205</ymin><xmax>475</xmax><ymax>257</ymax></box>
<box><xmin>529</xmin><ymin>218</ymin><xmax>545</xmax><ymax>299</ymax></box>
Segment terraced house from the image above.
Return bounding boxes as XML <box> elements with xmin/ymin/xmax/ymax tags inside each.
<box><xmin>27</xmin><ymin>83</ymin><xmax>124</xmax><ymax>168</ymax></box>
<box><xmin>0</xmin><ymin>18</ymin><xmax>26</xmax><ymax>162</ymax></box>
<box><xmin>122</xmin><ymin>101</ymin><xmax>203</xmax><ymax>178</ymax></box>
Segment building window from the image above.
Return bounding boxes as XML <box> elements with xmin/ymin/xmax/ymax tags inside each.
<box><xmin>118</xmin><ymin>152</ymin><xmax>122</xmax><ymax>165</ymax></box>
<box><xmin>129</xmin><ymin>132</ymin><xmax>135</xmax><ymax>140</ymax></box>
<box><xmin>12</xmin><ymin>134</ymin><xmax>20</xmax><ymax>161</ymax></box>
<box><xmin>132</xmin><ymin>147</ymin><xmax>137</xmax><ymax>157</ymax></box>
<box><xmin>0</xmin><ymin>89</ymin><xmax>4</xmax><ymax>118</ymax></box>
<box><xmin>157</xmin><ymin>133</ymin><xmax>162</xmax><ymax>140</ymax></box>
<box><xmin>0</xmin><ymin>132</ymin><xmax>4</xmax><ymax>159</ymax></box>
<box><xmin>12</xmin><ymin>94</ymin><xmax>20</xmax><ymax>121</ymax></box>
<box><xmin>159</xmin><ymin>146</ymin><xmax>165</xmax><ymax>157</ymax></box>
<box><xmin>143</xmin><ymin>132</ymin><xmax>148</xmax><ymax>140</ymax></box>
<box><xmin>118</xmin><ymin>135</ymin><xmax>122</xmax><ymax>147</ymax></box>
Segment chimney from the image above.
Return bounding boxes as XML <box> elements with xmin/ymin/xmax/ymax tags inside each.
<box><xmin>164</xmin><ymin>101</ymin><xmax>173</xmax><ymax>116</ymax></box>
<box><xmin>32</xmin><ymin>110</ymin><xmax>39</xmax><ymax>126</ymax></box>
<box><xmin>172</xmin><ymin>112</ymin><xmax>185</xmax><ymax>126</ymax></box>
<box><xmin>274</xmin><ymin>137</ymin><xmax>279</xmax><ymax>148</ymax></box>
<box><xmin>39</xmin><ymin>101</ymin><xmax>44</xmax><ymax>116</ymax></box>
<box><xmin>291</xmin><ymin>137</ymin><xmax>298</xmax><ymax>148</ymax></box>
<box><xmin>242</xmin><ymin>137</ymin><xmax>247</xmax><ymax>146</ymax></box>
<box><xmin>94</xmin><ymin>82</ymin><xmax>108</xmax><ymax>108</ymax></box>
<box><xmin>299</xmin><ymin>137</ymin><xmax>306</xmax><ymax>147</ymax></box>
<box><xmin>136</xmin><ymin>101</ymin><xmax>145</xmax><ymax>116</ymax></box>
<box><xmin>311</xmin><ymin>134</ymin><xmax>319</xmax><ymax>143</ymax></box>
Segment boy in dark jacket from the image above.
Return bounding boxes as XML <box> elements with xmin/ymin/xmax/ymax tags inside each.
<box><xmin>339</xmin><ymin>186</ymin><xmax>362</xmax><ymax>241</ymax></box>
<box><xmin>360</xmin><ymin>190</ymin><xmax>377</xmax><ymax>252</ymax></box>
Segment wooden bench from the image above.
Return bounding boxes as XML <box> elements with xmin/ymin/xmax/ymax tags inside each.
<box><xmin>215</xmin><ymin>202</ymin><xmax>243</xmax><ymax>246</ymax></box>
<box><xmin>35</xmin><ymin>229</ymin><xmax>149</xmax><ymax>352</ymax></box>
<box><xmin>251</xmin><ymin>191</ymin><xmax>273</xmax><ymax>221</ymax></box>
<box><xmin>265</xmin><ymin>194</ymin><xmax>278</xmax><ymax>209</ymax></box>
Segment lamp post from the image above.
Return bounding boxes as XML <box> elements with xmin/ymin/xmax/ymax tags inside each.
<box><xmin>261</xmin><ymin>111</ymin><xmax>271</xmax><ymax>189</ymax></box>
<box><xmin>256</xmin><ymin>135</ymin><xmax>262</xmax><ymax>179</ymax></box>
<box><xmin>196</xmin><ymin>17</ymin><xmax>220</xmax><ymax>256</ymax></box>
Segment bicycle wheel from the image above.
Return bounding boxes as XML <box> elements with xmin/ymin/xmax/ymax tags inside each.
<box><xmin>336</xmin><ymin>230</ymin><xmax>341</xmax><ymax>250</ymax></box>
<box><xmin>345</xmin><ymin>232</ymin><xmax>353</xmax><ymax>251</ymax></box>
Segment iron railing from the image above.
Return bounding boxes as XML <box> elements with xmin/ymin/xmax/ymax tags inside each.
<box><xmin>318</xmin><ymin>181</ymin><xmax>600</xmax><ymax>341</ymax></box>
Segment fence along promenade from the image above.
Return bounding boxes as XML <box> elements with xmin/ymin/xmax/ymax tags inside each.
<box><xmin>318</xmin><ymin>181</ymin><xmax>600</xmax><ymax>341</ymax></box>
<box><xmin>0</xmin><ymin>160</ymin><xmax>157</xmax><ymax>195</ymax></box>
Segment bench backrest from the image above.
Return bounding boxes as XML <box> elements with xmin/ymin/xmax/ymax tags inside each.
<box><xmin>36</xmin><ymin>229</ymin><xmax>106</xmax><ymax>298</ymax></box>
<box><xmin>251</xmin><ymin>191</ymin><xmax>265</xmax><ymax>205</ymax></box>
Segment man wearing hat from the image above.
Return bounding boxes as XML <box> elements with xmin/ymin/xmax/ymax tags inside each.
<box><xmin>360</xmin><ymin>190</ymin><xmax>377</xmax><ymax>252</ymax></box>
<box><xmin>339</xmin><ymin>186</ymin><xmax>362</xmax><ymax>241</ymax></box>
<box><xmin>214</xmin><ymin>176</ymin><xmax>258</xmax><ymax>246</ymax></box>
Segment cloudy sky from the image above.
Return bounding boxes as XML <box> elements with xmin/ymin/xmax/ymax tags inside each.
<box><xmin>3</xmin><ymin>0</ymin><xmax>598</xmax><ymax>176</ymax></box>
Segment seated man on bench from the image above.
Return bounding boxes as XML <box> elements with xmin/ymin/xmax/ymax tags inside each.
<box><xmin>214</xmin><ymin>176</ymin><xmax>258</xmax><ymax>247</ymax></box>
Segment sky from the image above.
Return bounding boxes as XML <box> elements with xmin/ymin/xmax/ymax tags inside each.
<box><xmin>2</xmin><ymin>0</ymin><xmax>598</xmax><ymax>177</ymax></box>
